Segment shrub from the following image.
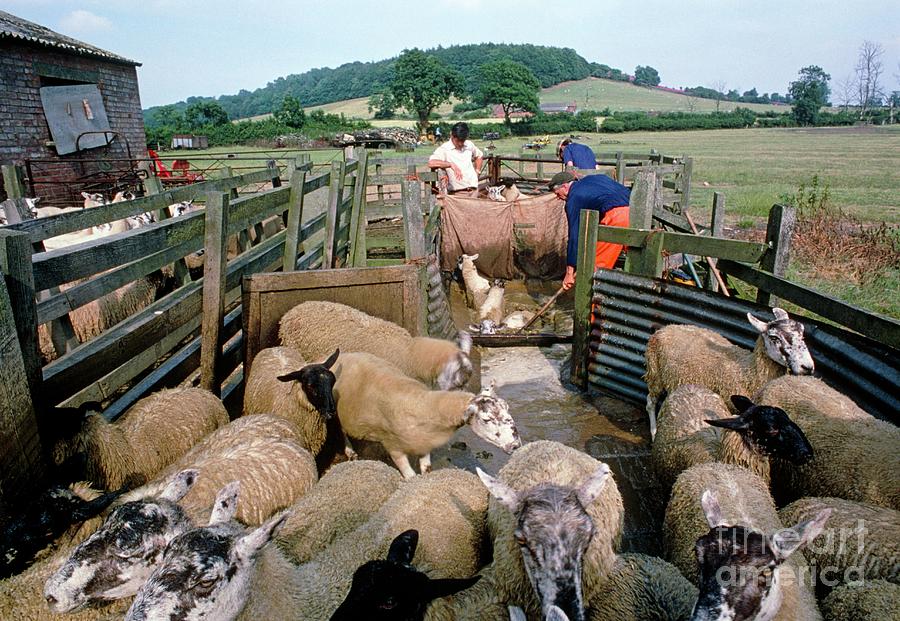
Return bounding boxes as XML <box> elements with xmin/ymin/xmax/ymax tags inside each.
<box><xmin>600</xmin><ymin>118</ymin><xmax>625</xmax><ymax>133</ymax></box>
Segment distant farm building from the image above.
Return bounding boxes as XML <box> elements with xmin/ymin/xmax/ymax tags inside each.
<box><xmin>0</xmin><ymin>10</ymin><xmax>147</xmax><ymax>206</ymax></box>
<box><xmin>171</xmin><ymin>134</ymin><xmax>209</xmax><ymax>150</ymax></box>
<box><xmin>540</xmin><ymin>102</ymin><xmax>578</xmax><ymax>114</ymax></box>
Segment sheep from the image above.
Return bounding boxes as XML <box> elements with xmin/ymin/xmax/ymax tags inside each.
<box><xmin>458</xmin><ymin>253</ymin><xmax>492</xmax><ymax>309</ymax></box>
<box><xmin>81</xmin><ymin>191</ymin><xmax>108</xmax><ymax>208</ymax></box>
<box><xmin>126</xmin><ymin>467</ymin><xmax>490</xmax><ymax>621</ymax></box>
<box><xmin>778</xmin><ymin>497</ymin><xmax>899</xmax><ymax>597</ymax></box>
<box><xmin>274</xmin><ymin>460</ymin><xmax>403</xmax><ymax>565</ymax></box>
<box><xmin>644</xmin><ymin>307</ymin><xmax>815</xmax><ymax>438</ymax></box>
<box><xmin>663</xmin><ymin>463</ymin><xmax>825</xmax><ymax>621</ymax></box>
<box><xmin>470</xmin><ymin>279</ymin><xmax>506</xmax><ymax>335</ymax></box>
<box><xmin>37</xmin><ymin>272</ymin><xmax>169</xmax><ymax>362</ymax></box>
<box><xmin>586</xmin><ymin>553</ymin><xmax>698</xmax><ymax>621</ymax></box>
<box><xmin>820</xmin><ymin>580</ymin><xmax>900</xmax><ymax>621</ymax></box>
<box><xmin>767</xmin><ymin>406</ymin><xmax>900</xmax><ymax>510</ymax></box>
<box><xmin>502</xmin><ymin>183</ymin><xmax>523</xmax><ymax>202</ymax></box>
<box><xmin>487</xmin><ymin>185</ymin><xmax>508</xmax><ymax>201</ymax></box>
<box><xmin>45</xmin><ymin>387</ymin><xmax>229</xmax><ymax>490</ymax></box>
<box><xmin>43</xmin><ymin>413</ymin><xmax>319</xmax><ymax>613</ymax></box>
<box><xmin>279</xmin><ymin>300</ymin><xmax>474</xmax><ymax>391</ymax></box>
<box><xmin>43</xmin><ymin>469</ymin><xmax>200</xmax><ymax>614</ymax></box>
<box><xmin>651</xmin><ymin>387</ymin><xmax>813</xmax><ymax>490</ymax></box>
<box><xmin>502</xmin><ymin>310</ymin><xmax>536</xmax><ymax>331</ymax></box>
<box><xmin>243</xmin><ymin>346</ymin><xmax>340</xmax><ymax>456</ymax></box>
<box><xmin>427</xmin><ymin>440</ymin><xmax>625</xmax><ymax>621</ymax></box>
<box><xmin>0</xmin><ymin>481</ymin><xmax>127</xmax><ymax>579</ymax></box>
<box><xmin>330</xmin><ymin>529</ymin><xmax>481</xmax><ymax>620</ymax></box>
<box><xmin>754</xmin><ymin>375</ymin><xmax>873</xmax><ymax>422</ymax></box>
<box><xmin>331</xmin><ymin>352</ymin><xmax>521</xmax><ymax>478</ymax></box>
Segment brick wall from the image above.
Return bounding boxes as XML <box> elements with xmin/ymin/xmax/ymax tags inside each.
<box><xmin>0</xmin><ymin>40</ymin><xmax>147</xmax><ymax>205</ymax></box>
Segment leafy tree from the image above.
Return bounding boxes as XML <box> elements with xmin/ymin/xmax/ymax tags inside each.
<box><xmin>149</xmin><ymin>104</ymin><xmax>186</xmax><ymax>130</ymax></box>
<box><xmin>789</xmin><ymin>65</ymin><xmax>831</xmax><ymax>125</ymax></box>
<box><xmin>367</xmin><ymin>91</ymin><xmax>398</xmax><ymax>119</ymax></box>
<box><xmin>273</xmin><ymin>95</ymin><xmax>306</xmax><ymax>129</ymax></box>
<box><xmin>633</xmin><ymin>66</ymin><xmax>661</xmax><ymax>87</ymax></box>
<box><xmin>474</xmin><ymin>60</ymin><xmax>540</xmax><ymax>126</ymax></box>
<box><xmin>184</xmin><ymin>101</ymin><xmax>229</xmax><ymax>128</ymax></box>
<box><xmin>389</xmin><ymin>49</ymin><xmax>464</xmax><ymax>132</ymax></box>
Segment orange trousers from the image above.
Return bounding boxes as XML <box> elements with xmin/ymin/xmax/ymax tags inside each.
<box><xmin>594</xmin><ymin>206</ymin><xmax>630</xmax><ymax>269</ymax></box>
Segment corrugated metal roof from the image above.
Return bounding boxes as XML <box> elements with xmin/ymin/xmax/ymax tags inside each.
<box><xmin>0</xmin><ymin>10</ymin><xmax>139</xmax><ymax>66</ymax></box>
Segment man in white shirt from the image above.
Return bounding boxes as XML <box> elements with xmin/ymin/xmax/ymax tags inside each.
<box><xmin>428</xmin><ymin>122</ymin><xmax>483</xmax><ymax>197</ymax></box>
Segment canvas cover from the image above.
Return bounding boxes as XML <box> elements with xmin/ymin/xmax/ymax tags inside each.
<box><xmin>439</xmin><ymin>193</ymin><xmax>568</xmax><ymax>280</ymax></box>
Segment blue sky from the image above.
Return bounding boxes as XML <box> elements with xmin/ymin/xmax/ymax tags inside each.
<box><xmin>4</xmin><ymin>0</ymin><xmax>899</xmax><ymax>109</ymax></box>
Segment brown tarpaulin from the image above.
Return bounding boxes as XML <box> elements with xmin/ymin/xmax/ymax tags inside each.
<box><xmin>439</xmin><ymin>193</ymin><xmax>568</xmax><ymax>280</ymax></box>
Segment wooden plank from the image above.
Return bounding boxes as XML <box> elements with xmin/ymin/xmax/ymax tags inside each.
<box><xmin>474</xmin><ymin>333</ymin><xmax>572</xmax><ymax>347</ymax></box>
<box><xmin>652</xmin><ymin>207</ymin><xmax>692</xmax><ymax>232</ymax></box>
<box><xmin>757</xmin><ymin>203</ymin><xmax>796</xmax><ymax>306</ymax></box>
<box><xmin>0</xmin><ymin>231</ymin><xmax>41</xmax><ymax>400</ymax></box>
<box><xmin>144</xmin><ymin>174</ymin><xmax>191</xmax><ymax>285</ymax></box>
<box><xmin>572</xmin><ymin>209</ymin><xmax>599</xmax><ymax>388</ymax></box>
<box><xmin>1</xmin><ymin>164</ymin><xmax>26</xmax><ymax>198</ymax></box>
<box><xmin>708</xmin><ymin>192</ymin><xmax>726</xmax><ymax>292</ymax></box>
<box><xmin>402</xmin><ymin>180</ymin><xmax>426</xmax><ymax>260</ymax></box>
<box><xmin>597</xmin><ymin>226</ymin><xmax>768</xmax><ymax>264</ymax></box>
<box><xmin>718</xmin><ymin>259</ymin><xmax>900</xmax><ymax>350</ymax></box>
<box><xmin>679</xmin><ymin>157</ymin><xmax>693</xmax><ymax>211</ymax></box>
<box><xmin>323</xmin><ymin>161</ymin><xmax>345</xmax><ymax>269</ymax></box>
<box><xmin>349</xmin><ymin>149</ymin><xmax>369</xmax><ymax>267</ymax></box>
<box><xmin>199</xmin><ymin>192</ymin><xmax>229</xmax><ymax>394</ymax></box>
<box><xmin>282</xmin><ymin>168</ymin><xmax>307</xmax><ymax>272</ymax></box>
<box><xmin>629</xmin><ymin>170</ymin><xmax>660</xmax><ymax>229</ymax></box>
<box><xmin>615</xmin><ymin>152</ymin><xmax>624</xmax><ymax>182</ymax></box>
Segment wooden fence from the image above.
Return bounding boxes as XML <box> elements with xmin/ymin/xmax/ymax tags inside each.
<box><xmin>0</xmin><ymin>154</ymin><xmax>365</xmax><ymax>423</ymax></box>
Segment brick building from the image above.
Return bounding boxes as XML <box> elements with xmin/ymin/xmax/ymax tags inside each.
<box><xmin>0</xmin><ymin>10</ymin><xmax>147</xmax><ymax>206</ymax></box>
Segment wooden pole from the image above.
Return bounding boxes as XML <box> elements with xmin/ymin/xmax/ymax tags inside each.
<box><xmin>282</xmin><ymin>168</ymin><xmax>307</xmax><ymax>272</ymax></box>
<box><xmin>402</xmin><ymin>180</ymin><xmax>426</xmax><ymax>260</ymax></box>
<box><xmin>323</xmin><ymin>160</ymin><xmax>346</xmax><ymax>268</ymax></box>
<box><xmin>708</xmin><ymin>192</ymin><xmax>725</xmax><ymax>292</ymax></box>
<box><xmin>757</xmin><ymin>203</ymin><xmax>796</xmax><ymax>307</ymax></box>
<box><xmin>571</xmin><ymin>209</ymin><xmax>599</xmax><ymax>389</ymax></box>
<box><xmin>684</xmin><ymin>210</ymin><xmax>730</xmax><ymax>296</ymax></box>
<box><xmin>348</xmin><ymin>148</ymin><xmax>369</xmax><ymax>267</ymax></box>
<box><xmin>199</xmin><ymin>191</ymin><xmax>229</xmax><ymax>395</ymax></box>
<box><xmin>0</xmin><ymin>230</ymin><xmax>42</xmax><ymax>401</ymax></box>
<box><xmin>1</xmin><ymin>164</ymin><xmax>25</xmax><ymax>199</ymax></box>
<box><xmin>517</xmin><ymin>285</ymin><xmax>565</xmax><ymax>333</ymax></box>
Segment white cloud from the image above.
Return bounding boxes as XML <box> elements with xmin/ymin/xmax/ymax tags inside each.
<box><xmin>58</xmin><ymin>10</ymin><xmax>113</xmax><ymax>34</ymax></box>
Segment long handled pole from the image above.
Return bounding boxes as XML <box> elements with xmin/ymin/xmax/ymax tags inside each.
<box><xmin>684</xmin><ymin>211</ymin><xmax>730</xmax><ymax>297</ymax></box>
<box><xmin>517</xmin><ymin>285</ymin><xmax>566</xmax><ymax>333</ymax></box>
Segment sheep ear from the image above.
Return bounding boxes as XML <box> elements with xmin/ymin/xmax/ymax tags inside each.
<box><xmin>772</xmin><ymin>307</ymin><xmax>789</xmax><ymax>321</ymax></box>
<box><xmin>468</xmin><ymin>324</ymin><xmax>482</xmax><ymax>334</ymax></box>
<box><xmin>81</xmin><ymin>191</ymin><xmax>90</xmax><ymax>199</ymax></box>
<box><xmin>457</xmin><ymin>330</ymin><xmax>473</xmax><ymax>354</ymax></box>
<box><xmin>476</xmin><ymin>467</ymin><xmax>519</xmax><ymax>512</ymax></box>
<box><xmin>160</xmin><ymin>469</ymin><xmax>198</xmax><ymax>502</ymax></box>
<box><xmin>747</xmin><ymin>312</ymin><xmax>769</xmax><ymax>333</ymax></box>
<box><xmin>730</xmin><ymin>395</ymin><xmax>755</xmax><ymax>413</ymax></box>
<box><xmin>577</xmin><ymin>463</ymin><xmax>611</xmax><ymax>508</ymax></box>
<box><xmin>386</xmin><ymin>529</ymin><xmax>418</xmax><ymax>564</ymax></box>
<box><xmin>470</xmin><ymin>253</ymin><xmax>479</xmax><ymax>261</ymax></box>
<box><xmin>209</xmin><ymin>481</ymin><xmax>240</xmax><ymax>525</ymax></box>
<box><xmin>546</xmin><ymin>605</ymin><xmax>571</xmax><ymax>621</ymax></box>
<box><xmin>423</xmin><ymin>575</ymin><xmax>480</xmax><ymax>602</ymax></box>
<box><xmin>705</xmin><ymin>416</ymin><xmax>750</xmax><ymax>432</ymax></box>
<box><xmin>321</xmin><ymin>348</ymin><xmax>340</xmax><ymax>369</ymax></box>
<box><xmin>701</xmin><ymin>490</ymin><xmax>726</xmax><ymax>527</ymax></box>
<box><xmin>509</xmin><ymin>606</ymin><xmax>528</xmax><ymax>621</ymax></box>
<box><xmin>233</xmin><ymin>510</ymin><xmax>288</xmax><ymax>564</ymax></box>
<box><xmin>771</xmin><ymin>508</ymin><xmax>831</xmax><ymax>562</ymax></box>
<box><xmin>481</xmin><ymin>378</ymin><xmax>497</xmax><ymax>397</ymax></box>
<box><xmin>276</xmin><ymin>371</ymin><xmax>302</xmax><ymax>383</ymax></box>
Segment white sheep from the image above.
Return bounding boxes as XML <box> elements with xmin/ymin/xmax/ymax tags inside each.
<box><xmin>242</xmin><ymin>346</ymin><xmax>340</xmax><ymax>455</ymax></box>
<box><xmin>458</xmin><ymin>253</ymin><xmax>492</xmax><ymax>309</ymax></box>
<box><xmin>81</xmin><ymin>191</ymin><xmax>107</xmax><ymax>208</ymax></box>
<box><xmin>470</xmin><ymin>279</ymin><xmax>506</xmax><ymax>334</ymax></box>
<box><xmin>778</xmin><ymin>497</ymin><xmax>899</xmax><ymax>593</ymax></box>
<box><xmin>279</xmin><ymin>300</ymin><xmax>474</xmax><ymax>391</ymax></box>
<box><xmin>487</xmin><ymin>185</ymin><xmax>508</xmax><ymax>201</ymax></box>
<box><xmin>586</xmin><ymin>553</ymin><xmax>698</xmax><ymax>621</ymax></box>
<box><xmin>754</xmin><ymin>375</ymin><xmax>873</xmax><ymax>422</ymax></box>
<box><xmin>332</xmin><ymin>352</ymin><xmax>521</xmax><ymax>478</ymax></box>
<box><xmin>651</xmin><ymin>386</ymin><xmax>814</xmax><ymax>490</ymax></box>
<box><xmin>820</xmin><ymin>580</ymin><xmax>900</xmax><ymax>621</ymax></box>
<box><xmin>427</xmin><ymin>440</ymin><xmax>625</xmax><ymax>621</ymax></box>
<box><xmin>767</xmin><ymin>405</ymin><xmax>900</xmax><ymax>510</ymax></box>
<box><xmin>46</xmin><ymin>387</ymin><xmax>229</xmax><ymax>490</ymax></box>
<box><xmin>663</xmin><ymin>463</ymin><xmax>825</xmax><ymax>620</ymax></box>
<box><xmin>644</xmin><ymin>307</ymin><xmax>815</xmax><ymax>438</ymax></box>
<box><xmin>126</xmin><ymin>467</ymin><xmax>489</xmax><ymax>621</ymax></box>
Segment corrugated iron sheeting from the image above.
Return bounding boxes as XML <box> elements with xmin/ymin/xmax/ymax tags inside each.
<box><xmin>587</xmin><ymin>270</ymin><xmax>900</xmax><ymax>424</ymax></box>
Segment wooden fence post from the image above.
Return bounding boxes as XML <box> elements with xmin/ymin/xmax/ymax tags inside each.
<box><xmin>678</xmin><ymin>156</ymin><xmax>693</xmax><ymax>212</ymax></box>
<box><xmin>708</xmin><ymin>192</ymin><xmax>725</xmax><ymax>292</ymax></box>
<box><xmin>629</xmin><ymin>169</ymin><xmax>659</xmax><ymax>229</ymax></box>
<box><xmin>267</xmin><ymin>159</ymin><xmax>281</xmax><ymax>188</ymax></box>
<box><xmin>282</xmin><ymin>168</ymin><xmax>307</xmax><ymax>272</ymax></box>
<box><xmin>757</xmin><ymin>203</ymin><xmax>796</xmax><ymax>307</ymax></box>
<box><xmin>348</xmin><ymin>149</ymin><xmax>369</xmax><ymax>267</ymax></box>
<box><xmin>199</xmin><ymin>191</ymin><xmax>229</xmax><ymax>395</ymax></box>
<box><xmin>0</xmin><ymin>230</ymin><xmax>41</xmax><ymax>402</ymax></box>
<box><xmin>571</xmin><ymin>209</ymin><xmax>600</xmax><ymax>389</ymax></box>
<box><xmin>1</xmin><ymin>164</ymin><xmax>25</xmax><ymax>199</ymax></box>
<box><xmin>615</xmin><ymin>151</ymin><xmax>624</xmax><ymax>183</ymax></box>
<box><xmin>402</xmin><ymin>180</ymin><xmax>426</xmax><ymax>260</ymax></box>
<box><xmin>0</xmin><ymin>275</ymin><xmax>45</xmax><ymax>506</ymax></box>
<box><xmin>323</xmin><ymin>160</ymin><xmax>346</xmax><ymax>269</ymax></box>
<box><xmin>144</xmin><ymin>175</ymin><xmax>191</xmax><ymax>285</ymax></box>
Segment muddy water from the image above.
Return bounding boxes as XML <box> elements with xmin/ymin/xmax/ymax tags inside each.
<box><xmin>430</xmin><ymin>279</ymin><xmax>665</xmax><ymax>554</ymax></box>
